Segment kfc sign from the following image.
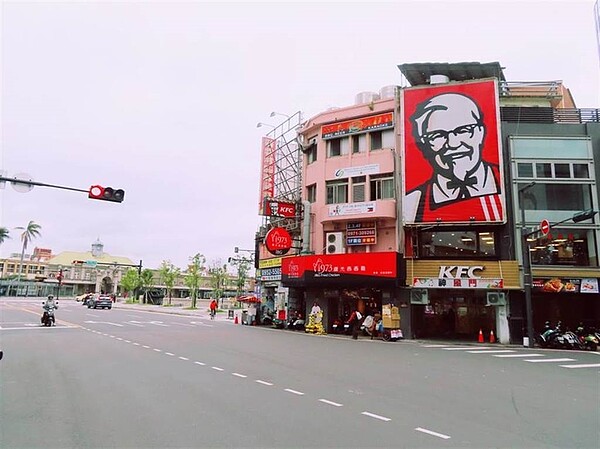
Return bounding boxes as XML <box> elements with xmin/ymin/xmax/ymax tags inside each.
<box><xmin>265</xmin><ymin>200</ymin><xmax>297</xmax><ymax>218</ymax></box>
<box><xmin>439</xmin><ymin>265</ymin><xmax>484</xmax><ymax>279</ymax></box>
<box><xmin>264</xmin><ymin>227</ymin><xmax>293</xmax><ymax>256</ymax></box>
<box><xmin>401</xmin><ymin>79</ymin><xmax>505</xmax><ymax>224</ymax></box>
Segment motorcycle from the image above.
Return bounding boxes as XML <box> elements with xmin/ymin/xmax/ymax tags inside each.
<box><xmin>41</xmin><ymin>304</ymin><xmax>57</xmax><ymax>327</ymax></box>
<box><xmin>537</xmin><ymin>321</ymin><xmax>566</xmax><ymax>349</ymax></box>
<box><xmin>576</xmin><ymin>325</ymin><xmax>599</xmax><ymax>351</ymax></box>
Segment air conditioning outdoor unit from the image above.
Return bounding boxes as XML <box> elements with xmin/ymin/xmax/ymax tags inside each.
<box><xmin>410</xmin><ymin>289</ymin><xmax>429</xmax><ymax>305</ymax></box>
<box><xmin>486</xmin><ymin>292</ymin><xmax>506</xmax><ymax>306</ymax></box>
<box><xmin>325</xmin><ymin>232</ymin><xmax>345</xmax><ymax>254</ymax></box>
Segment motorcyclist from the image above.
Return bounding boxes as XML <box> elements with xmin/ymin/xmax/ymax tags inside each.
<box><xmin>42</xmin><ymin>294</ymin><xmax>58</xmax><ymax>325</ymax></box>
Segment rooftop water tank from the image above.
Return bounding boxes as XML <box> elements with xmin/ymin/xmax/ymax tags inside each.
<box><xmin>379</xmin><ymin>85</ymin><xmax>398</xmax><ymax>99</ymax></box>
<box><xmin>355</xmin><ymin>91</ymin><xmax>380</xmax><ymax>105</ymax></box>
<box><xmin>430</xmin><ymin>74</ymin><xmax>450</xmax><ymax>84</ymax></box>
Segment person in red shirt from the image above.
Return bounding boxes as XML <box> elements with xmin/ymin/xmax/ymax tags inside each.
<box><xmin>209</xmin><ymin>299</ymin><xmax>218</xmax><ymax>320</ymax></box>
<box><xmin>346</xmin><ymin>309</ymin><xmax>363</xmax><ymax>340</ymax></box>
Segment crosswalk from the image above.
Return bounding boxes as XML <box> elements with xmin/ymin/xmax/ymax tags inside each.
<box><xmin>422</xmin><ymin>344</ymin><xmax>600</xmax><ymax>371</ymax></box>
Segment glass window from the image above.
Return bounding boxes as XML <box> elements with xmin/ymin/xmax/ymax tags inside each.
<box><xmin>352</xmin><ymin>134</ymin><xmax>367</xmax><ymax>153</ymax></box>
<box><xmin>352</xmin><ymin>176</ymin><xmax>366</xmax><ymax>202</ymax></box>
<box><xmin>573</xmin><ymin>164</ymin><xmax>590</xmax><ymax>179</ymax></box>
<box><xmin>370</xmin><ymin>131</ymin><xmax>383</xmax><ymax>151</ymax></box>
<box><xmin>511</xmin><ymin>137</ymin><xmax>591</xmax><ymax>159</ymax></box>
<box><xmin>382</xmin><ymin>129</ymin><xmax>395</xmax><ymax>148</ymax></box>
<box><xmin>327</xmin><ymin>138</ymin><xmax>348</xmax><ymax>157</ymax></box>
<box><xmin>370</xmin><ymin>174</ymin><xmax>394</xmax><ymax>200</ymax></box>
<box><xmin>517</xmin><ymin>183</ymin><xmax>592</xmax><ymax>212</ymax></box>
<box><xmin>419</xmin><ymin>231</ymin><xmax>497</xmax><ymax>257</ymax></box>
<box><xmin>529</xmin><ymin>228</ymin><xmax>596</xmax><ymax>266</ymax></box>
<box><xmin>536</xmin><ymin>163</ymin><xmax>552</xmax><ymax>178</ymax></box>
<box><xmin>306</xmin><ymin>184</ymin><xmax>316</xmax><ymax>203</ymax></box>
<box><xmin>517</xmin><ymin>163</ymin><xmax>534</xmax><ymax>178</ymax></box>
<box><xmin>554</xmin><ymin>164</ymin><xmax>570</xmax><ymax>178</ymax></box>
<box><xmin>306</xmin><ymin>145</ymin><xmax>317</xmax><ymax>164</ymax></box>
<box><xmin>326</xmin><ymin>180</ymin><xmax>348</xmax><ymax>204</ymax></box>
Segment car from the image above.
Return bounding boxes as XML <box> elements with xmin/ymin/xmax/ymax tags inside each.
<box><xmin>87</xmin><ymin>294</ymin><xmax>113</xmax><ymax>309</ymax></box>
<box><xmin>76</xmin><ymin>293</ymin><xmax>93</xmax><ymax>303</ymax></box>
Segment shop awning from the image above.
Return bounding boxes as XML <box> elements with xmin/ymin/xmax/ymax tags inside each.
<box><xmin>237</xmin><ymin>295</ymin><xmax>261</xmax><ymax>303</ymax></box>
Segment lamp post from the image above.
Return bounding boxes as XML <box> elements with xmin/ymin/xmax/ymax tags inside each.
<box><xmin>256</xmin><ymin>122</ymin><xmax>275</xmax><ymax>129</ymax></box>
<box><xmin>518</xmin><ymin>182</ymin><xmax>536</xmax><ymax>348</ymax></box>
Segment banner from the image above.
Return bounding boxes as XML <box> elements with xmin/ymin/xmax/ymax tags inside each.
<box><xmin>258</xmin><ymin>137</ymin><xmax>276</xmax><ymax>215</ymax></box>
<box><xmin>532</xmin><ymin>278</ymin><xmax>599</xmax><ymax>294</ymax></box>
<box><xmin>322</xmin><ymin>112</ymin><xmax>393</xmax><ymax>139</ymax></box>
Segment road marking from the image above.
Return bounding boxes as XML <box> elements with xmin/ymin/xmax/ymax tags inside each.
<box><xmin>165</xmin><ymin>352</ymin><xmax>175</xmax><ymax>356</ymax></box>
<box><xmin>171</xmin><ymin>322</ymin><xmax>194</xmax><ymax>327</ymax></box>
<box><xmin>423</xmin><ymin>344</ymin><xmax>450</xmax><ymax>348</ymax></box>
<box><xmin>443</xmin><ymin>347</ymin><xmax>489</xmax><ymax>350</ymax></box>
<box><xmin>84</xmin><ymin>320</ymin><xmax>123</xmax><ymax>327</ymax></box>
<box><xmin>212</xmin><ymin>366</ymin><xmax>224</xmax><ymax>371</ymax></box>
<box><xmin>116</xmin><ymin>337</ymin><xmax>123</xmax><ymax>341</ymax></box>
<box><xmin>194</xmin><ymin>361</ymin><xmax>206</xmax><ymax>366</ymax></box>
<box><xmin>256</xmin><ymin>380</ymin><xmax>273</xmax><ymax>386</ymax></box>
<box><xmin>415</xmin><ymin>427</ymin><xmax>451</xmax><ymax>439</ymax></box>
<box><xmin>153</xmin><ymin>349</ymin><xmax>162</xmax><ymax>352</ymax></box>
<box><xmin>467</xmin><ymin>350</ymin><xmax>515</xmax><ymax>354</ymax></box>
<box><xmin>493</xmin><ymin>353</ymin><xmax>544</xmax><ymax>358</ymax></box>
<box><xmin>126</xmin><ymin>321</ymin><xmax>144</xmax><ymax>327</ymax></box>
<box><xmin>284</xmin><ymin>388</ymin><xmax>304</xmax><ymax>396</ymax></box>
<box><xmin>124</xmin><ymin>340</ymin><xmax>131</xmax><ymax>343</ymax></box>
<box><xmin>232</xmin><ymin>373</ymin><xmax>247</xmax><ymax>378</ymax></box>
<box><xmin>0</xmin><ymin>325</ymin><xmax>79</xmax><ymax>331</ymax></box>
<box><xmin>149</xmin><ymin>321</ymin><xmax>168</xmax><ymax>327</ymax></box>
<box><xmin>361</xmin><ymin>412</ymin><xmax>391</xmax><ymax>422</ymax></box>
<box><xmin>179</xmin><ymin>356</ymin><xmax>189</xmax><ymax>361</ymax></box>
<box><xmin>142</xmin><ymin>345</ymin><xmax>150</xmax><ymax>349</ymax></box>
<box><xmin>319</xmin><ymin>399</ymin><xmax>343</xmax><ymax>407</ymax></box>
<box><xmin>559</xmin><ymin>363</ymin><xmax>600</xmax><ymax>369</ymax></box>
<box><xmin>525</xmin><ymin>358</ymin><xmax>575</xmax><ymax>363</ymax></box>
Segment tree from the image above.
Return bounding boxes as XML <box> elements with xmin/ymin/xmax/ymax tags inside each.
<box><xmin>184</xmin><ymin>253</ymin><xmax>205</xmax><ymax>309</ymax></box>
<box><xmin>208</xmin><ymin>260</ymin><xmax>228</xmax><ymax>307</ymax></box>
<box><xmin>139</xmin><ymin>269</ymin><xmax>155</xmax><ymax>303</ymax></box>
<box><xmin>158</xmin><ymin>260</ymin><xmax>180</xmax><ymax>306</ymax></box>
<box><xmin>120</xmin><ymin>269</ymin><xmax>141</xmax><ymax>299</ymax></box>
<box><xmin>0</xmin><ymin>227</ymin><xmax>9</xmax><ymax>245</ymax></box>
<box><xmin>228</xmin><ymin>256</ymin><xmax>251</xmax><ymax>299</ymax></box>
<box><xmin>15</xmin><ymin>221</ymin><xmax>41</xmax><ymax>283</ymax></box>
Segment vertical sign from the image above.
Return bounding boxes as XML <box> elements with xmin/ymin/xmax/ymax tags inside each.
<box><xmin>258</xmin><ymin>137</ymin><xmax>277</xmax><ymax>215</ymax></box>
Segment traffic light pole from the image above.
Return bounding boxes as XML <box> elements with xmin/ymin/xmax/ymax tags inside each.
<box><xmin>0</xmin><ymin>176</ymin><xmax>88</xmax><ymax>194</ymax></box>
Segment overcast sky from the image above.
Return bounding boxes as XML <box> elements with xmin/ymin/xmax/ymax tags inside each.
<box><xmin>1</xmin><ymin>0</ymin><xmax>598</xmax><ymax>270</ymax></box>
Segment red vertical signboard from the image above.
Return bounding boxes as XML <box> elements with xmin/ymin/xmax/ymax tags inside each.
<box><xmin>258</xmin><ymin>137</ymin><xmax>277</xmax><ymax>215</ymax></box>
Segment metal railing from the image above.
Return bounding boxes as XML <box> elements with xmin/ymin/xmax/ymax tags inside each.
<box><xmin>499</xmin><ymin>81</ymin><xmax>563</xmax><ymax>99</ymax></box>
<box><xmin>501</xmin><ymin>107</ymin><xmax>600</xmax><ymax>124</ymax></box>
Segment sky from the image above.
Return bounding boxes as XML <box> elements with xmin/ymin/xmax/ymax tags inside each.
<box><xmin>1</xmin><ymin>0</ymin><xmax>599</xmax><ymax>270</ymax></box>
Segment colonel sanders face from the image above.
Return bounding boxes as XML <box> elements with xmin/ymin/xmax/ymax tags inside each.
<box><xmin>412</xmin><ymin>93</ymin><xmax>486</xmax><ymax>181</ymax></box>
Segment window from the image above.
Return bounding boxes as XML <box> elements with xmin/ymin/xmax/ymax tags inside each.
<box><xmin>352</xmin><ymin>176</ymin><xmax>366</xmax><ymax>202</ymax></box>
<box><xmin>517</xmin><ymin>161</ymin><xmax>592</xmax><ymax>181</ymax></box>
<box><xmin>326</xmin><ymin>180</ymin><xmax>348</xmax><ymax>204</ymax></box>
<box><xmin>419</xmin><ymin>231</ymin><xmax>497</xmax><ymax>257</ymax></box>
<box><xmin>370</xmin><ymin>174</ymin><xmax>394</xmax><ymax>200</ymax></box>
<box><xmin>518</xmin><ymin>183</ymin><xmax>592</xmax><ymax>212</ymax></box>
<box><xmin>511</xmin><ymin>137</ymin><xmax>591</xmax><ymax>159</ymax></box>
<box><xmin>327</xmin><ymin>137</ymin><xmax>349</xmax><ymax>157</ymax></box>
<box><xmin>554</xmin><ymin>164</ymin><xmax>570</xmax><ymax>178</ymax></box>
<box><xmin>306</xmin><ymin>145</ymin><xmax>317</xmax><ymax>164</ymax></box>
<box><xmin>306</xmin><ymin>184</ymin><xmax>317</xmax><ymax>203</ymax></box>
<box><xmin>536</xmin><ymin>163</ymin><xmax>552</xmax><ymax>178</ymax></box>
<box><xmin>352</xmin><ymin>134</ymin><xmax>367</xmax><ymax>153</ymax></box>
<box><xmin>573</xmin><ymin>164</ymin><xmax>589</xmax><ymax>179</ymax></box>
<box><xmin>529</xmin><ymin>228</ymin><xmax>595</xmax><ymax>266</ymax></box>
<box><xmin>370</xmin><ymin>132</ymin><xmax>382</xmax><ymax>151</ymax></box>
<box><xmin>517</xmin><ymin>163</ymin><xmax>534</xmax><ymax>178</ymax></box>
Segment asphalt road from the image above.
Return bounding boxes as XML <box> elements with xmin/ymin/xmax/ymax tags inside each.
<box><xmin>1</xmin><ymin>298</ymin><xmax>599</xmax><ymax>448</ymax></box>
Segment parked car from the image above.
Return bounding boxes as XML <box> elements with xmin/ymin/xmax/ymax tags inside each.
<box><xmin>87</xmin><ymin>294</ymin><xmax>113</xmax><ymax>309</ymax></box>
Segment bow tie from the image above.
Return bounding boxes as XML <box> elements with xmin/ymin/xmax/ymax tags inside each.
<box><xmin>446</xmin><ymin>176</ymin><xmax>477</xmax><ymax>198</ymax></box>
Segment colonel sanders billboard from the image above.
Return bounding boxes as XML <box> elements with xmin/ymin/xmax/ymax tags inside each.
<box><xmin>401</xmin><ymin>79</ymin><xmax>505</xmax><ymax>224</ymax></box>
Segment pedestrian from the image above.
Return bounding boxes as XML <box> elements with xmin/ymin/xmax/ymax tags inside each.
<box><xmin>209</xmin><ymin>299</ymin><xmax>218</xmax><ymax>320</ymax></box>
<box><xmin>346</xmin><ymin>308</ymin><xmax>363</xmax><ymax>340</ymax></box>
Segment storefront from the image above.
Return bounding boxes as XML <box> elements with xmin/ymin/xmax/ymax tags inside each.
<box><xmin>407</xmin><ymin>260</ymin><xmax>521</xmax><ymax>343</ymax></box>
<box><xmin>281</xmin><ymin>252</ymin><xmax>406</xmax><ymax>334</ymax></box>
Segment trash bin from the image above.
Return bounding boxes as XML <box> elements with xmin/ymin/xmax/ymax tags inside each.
<box><xmin>228</xmin><ymin>309</ymin><xmax>234</xmax><ymax>319</ymax></box>
<box><xmin>242</xmin><ymin>311</ymin><xmax>249</xmax><ymax>325</ymax></box>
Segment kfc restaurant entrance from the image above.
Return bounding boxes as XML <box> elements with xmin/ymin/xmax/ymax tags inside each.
<box><xmin>408</xmin><ymin>260</ymin><xmax>521</xmax><ymax>343</ymax></box>
<box><xmin>281</xmin><ymin>252</ymin><xmax>406</xmax><ymax>334</ymax></box>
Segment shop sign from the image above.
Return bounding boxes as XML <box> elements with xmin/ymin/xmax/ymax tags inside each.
<box><xmin>322</xmin><ymin>112</ymin><xmax>393</xmax><ymax>139</ymax></box>
<box><xmin>329</xmin><ymin>202</ymin><xmax>376</xmax><ymax>217</ymax></box>
<box><xmin>439</xmin><ymin>265</ymin><xmax>484</xmax><ymax>279</ymax></box>
<box><xmin>258</xmin><ymin>267</ymin><xmax>282</xmax><ymax>282</ymax></box>
<box><xmin>265</xmin><ymin>200</ymin><xmax>297</xmax><ymax>218</ymax></box>
<box><xmin>259</xmin><ymin>257</ymin><xmax>282</xmax><ymax>269</ymax></box>
<box><xmin>258</xmin><ymin>137</ymin><xmax>276</xmax><ymax>215</ymax></box>
<box><xmin>334</xmin><ymin>164</ymin><xmax>380</xmax><ymax>179</ymax></box>
<box><xmin>264</xmin><ymin>227</ymin><xmax>293</xmax><ymax>256</ymax></box>
<box><xmin>282</xmin><ymin>252</ymin><xmax>404</xmax><ymax>286</ymax></box>
<box><xmin>413</xmin><ymin>277</ymin><xmax>503</xmax><ymax>289</ymax></box>
<box><xmin>346</xmin><ymin>221</ymin><xmax>377</xmax><ymax>246</ymax></box>
<box><xmin>532</xmin><ymin>278</ymin><xmax>599</xmax><ymax>294</ymax></box>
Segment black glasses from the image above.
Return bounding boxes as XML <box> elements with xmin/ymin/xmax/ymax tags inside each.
<box><xmin>421</xmin><ymin>123</ymin><xmax>481</xmax><ymax>148</ymax></box>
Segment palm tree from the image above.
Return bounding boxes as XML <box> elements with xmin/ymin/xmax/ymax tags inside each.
<box><xmin>15</xmin><ymin>221</ymin><xmax>42</xmax><ymax>283</ymax></box>
<box><xmin>0</xmin><ymin>227</ymin><xmax>9</xmax><ymax>245</ymax></box>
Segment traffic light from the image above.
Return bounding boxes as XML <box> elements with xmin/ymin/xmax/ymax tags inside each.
<box><xmin>88</xmin><ymin>185</ymin><xmax>125</xmax><ymax>203</ymax></box>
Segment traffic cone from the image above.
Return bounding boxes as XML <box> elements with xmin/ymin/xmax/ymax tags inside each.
<box><xmin>478</xmin><ymin>328</ymin><xmax>484</xmax><ymax>343</ymax></box>
<box><xmin>489</xmin><ymin>330</ymin><xmax>496</xmax><ymax>343</ymax></box>
<box><xmin>234</xmin><ymin>315</ymin><xmax>239</xmax><ymax>325</ymax></box>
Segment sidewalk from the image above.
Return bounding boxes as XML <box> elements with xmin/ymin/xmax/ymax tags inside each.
<box><xmin>114</xmin><ymin>300</ymin><xmax>237</xmax><ymax>323</ymax></box>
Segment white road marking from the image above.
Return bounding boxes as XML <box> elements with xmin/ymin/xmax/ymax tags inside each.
<box><xmin>559</xmin><ymin>363</ymin><xmax>600</xmax><ymax>369</ymax></box>
<box><xmin>116</xmin><ymin>337</ymin><xmax>123</xmax><ymax>341</ymax></box>
<box><xmin>86</xmin><ymin>314</ymin><xmax>100</xmax><ymax>317</ymax></box>
<box><xmin>143</xmin><ymin>345</ymin><xmax>150</xmax><ymax>348</ymax></box>
<box><xmin>319</xmin><ymin>399</ymin><xmax>343</xmax><ymax>407</ymax></box>
<box><xmin>179</xmin><ymin>356</ymin><xmax>189</xmax><ymax>361</ymax></box>
<box><xmin>493</xmin><ymin>353</ymin><xmax>544</xmax><ymax>358</ymax></box>
<box><xmin>467</xmin><ymin>350</ymin><xmax>515</xmax><ymax>354</ymax></box>
<box><xmin>84</xmin><ymin>321</ymin><xmax>123</xmax><ymax>327</ymax></box>
<box><xmin>256</xmin><ymin>380</ymin><xmax>273</xmax><ymax>386</ymax></box>
<box><xmin>232</xmin><ymin>373</ymin><xmax>247</xmax><ymax>378</ymax></box>
<box><xmin>525</xmin><ymin>358</ymin><xmax>575</xmax><ymax>363</ymax></box>
<box><xmin>165</xmin><ymin>352</ymin><xmax>175</xmax><ymax>356</ymax></box>
<box><xmin>415</xmin><ymin>427</ymin><xmax>451</xmax><ymax>439</ymax></box>
<box><xmin>149</xmin><ymin>321</ymin><xmax>168</xmax><ymax>327</ymax></box>
<box><xmin>194</xmin><ymin>361</ymin><xmax>206</xmax><ymax>366</ymax></box>
<box><xmin>443</xmin><ymin>347</ymin><xmax>490</xmax><ymax>350</ymax></box>
<box><xmin>171</xmin><ymin>322</ymin><xmax>194</xmax><ymax>327</ymax></box>
<box><xmin>423</xmin><ymin>344</ymin><xmax>450</xmax><ymax>348</ymax></box>
<box><xmin>109</xmin><ymin>335</ymin><xmax>116</xmax><ymax>338</ymax></box>
<box><xmin>0</xmin><ymin>325</ymin><xmax>79</xmax><ymax>331</ymax></box>
<box><xmin>212</xmin><ymin>366</ymin><xmax>224</xmax><ymax>371</ymax></box>
<box><xmin>126</xmin><ymin>321</ymin><xmax>144</xmax><ymax>327</ymax></box>
<box><xmin>124</xmin><ymin>340</ymin><xmax>131</xmax><ymax>343</ymax></box>
<box><xmin>153</xmin><ymin>349</ymin><xmax>162</xmax><ymax>352</ymax></box>
<box><xmin>362</xmin><ymin>412</ymin><xmax>391</xmax><ymax>422</ymax></box>
<box><xmin>284</xmin><ymin>388</ymin><xmax>304</xmax><ymax>396</ymax></box>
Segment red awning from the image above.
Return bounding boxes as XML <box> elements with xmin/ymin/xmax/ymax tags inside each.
<box><xmin>237</xmin><ymin>295</ymin><xmax>260</xmax><ymax>303</ymax></box>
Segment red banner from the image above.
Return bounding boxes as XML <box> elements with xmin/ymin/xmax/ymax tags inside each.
<box><xmin>258</xmin><ymin>137</ymin><xmax>276</xmax><ymax>215</ymax></box>
<box><xmin>401</xmin><ymin>79</ymin><xmax>505</xmax><ymax>224</ymax></box>
<box><xmin>322</xmin><ymin>112</ymin><xmax>393</xmax><ymax>139</ymax></box>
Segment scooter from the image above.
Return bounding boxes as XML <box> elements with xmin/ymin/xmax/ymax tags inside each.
<box><xmin>41</xmin><ymin>305</ymin><xmax>56</xmax><ymax>327</ymax></box>
<box><xmin>537</xmin><ymin>321</ymin><xmax>565</xmax><ymax>349</ymax></box>
<box><xmin>576</xmin><ymin>325</ymin><xmax>599</xmax><ymax>351</ymax></box>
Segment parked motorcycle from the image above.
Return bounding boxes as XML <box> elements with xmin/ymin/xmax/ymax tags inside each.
<box><xmin>537</xmin><ymin>321</ymin><xmax>566</xmax><ymax>349</ymax></box>
<box><xmin>576</xmin><ymin>325</ymin><xmax>599</xmax><ymax>351</ymax></box>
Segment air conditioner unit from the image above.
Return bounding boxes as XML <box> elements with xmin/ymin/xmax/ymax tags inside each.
<box><xmin>486</xmin><ymin>292</ymin><xmax>506</xmax><ymax>306</ymax></box>
<box><xmin>325</xmin><ymin>232</ymin><xmax>345</xmax><ymax>254</ymax></box>
<box><xmin>410</xmin><ymin>289</ymin><xmax>429</xmax><ymax>305</ymax></box>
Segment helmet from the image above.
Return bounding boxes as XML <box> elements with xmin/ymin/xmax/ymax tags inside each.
<box><xmin>47</xmin><ymin>295</ymin><xmax>55</xmax><ymax>299</ymax></box>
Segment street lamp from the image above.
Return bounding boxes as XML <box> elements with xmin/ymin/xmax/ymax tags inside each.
<box><xmin>518</xmin><ymin>182</ymin><xmax>536</xmax><ymax>348</ymax></box>
<box><xmin>270</xmin><ymin>111</ymin><xmax>290</xmax><ymax>119</ymax></box>
<box><xmin>256</xmin><ymin>122</ymin><xmax>275</xmax><ymax>129</ymax></box>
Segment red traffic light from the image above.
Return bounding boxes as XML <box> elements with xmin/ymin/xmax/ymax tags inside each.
<box><xmin>88</xmin><ymin>185</ymin><xmax>125</xmax><ymax>203</ymax></box>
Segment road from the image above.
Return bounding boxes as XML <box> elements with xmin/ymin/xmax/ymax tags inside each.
<box><xmin>1</xmin><ymin>298</ymin><xmax>599</xmax><ymax>448</ymax></box>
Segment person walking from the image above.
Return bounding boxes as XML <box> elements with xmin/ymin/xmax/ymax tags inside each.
<box><xmin>346</xmin><ymin>308</ymin><xmax>363</xmax><ymax>340</ymax></box>
<box><xmin>209</xmin><ymin>299</ymin><xmax>218</xmax><ymax>320</ymax></box>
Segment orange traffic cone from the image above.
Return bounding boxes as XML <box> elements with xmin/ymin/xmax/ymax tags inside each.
<box><xmin>489</xmin><ymin>330</ymin><xmax>496</xmax><ymax>343</ymax></box>
<box><xmin>234</xmin><ymin>315</ymin><xmax>239</xmax><ymax>325</ymax></box>
<box><xmin>478</xmin><ymin>328</ymin><xmax>484</xmax><ymax>343</ymax></box>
